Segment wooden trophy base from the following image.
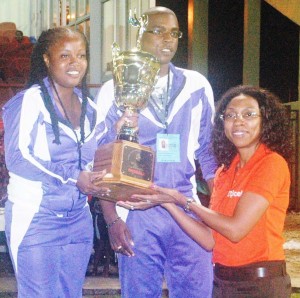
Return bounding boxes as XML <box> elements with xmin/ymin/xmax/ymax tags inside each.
<box><xmin>93</xmin><ymin>140</ymin><xmax>157</xmax><ymax>202</ymax></box>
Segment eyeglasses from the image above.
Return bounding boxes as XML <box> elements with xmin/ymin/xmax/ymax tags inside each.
<box><xmin>220</xmin><ymin>111</ymin><xmax>261</xmax><ymax>122</ymax></box>
<box><xmin>145</xmin><ymin>28</ymin><xmax>183</xmax><ymax>39</ymax></box>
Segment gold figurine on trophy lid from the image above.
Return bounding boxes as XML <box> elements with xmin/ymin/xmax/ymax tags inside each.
<box><xmin>93</xmin><ymin>10</ymin><xmax>160</xmax><ymax>202</ymax></box>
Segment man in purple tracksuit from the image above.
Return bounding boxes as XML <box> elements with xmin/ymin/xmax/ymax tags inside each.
<box><xmin>96</xmin><ymin>7</ymin><xmax>217</xmax><ymax>298</ymax></box>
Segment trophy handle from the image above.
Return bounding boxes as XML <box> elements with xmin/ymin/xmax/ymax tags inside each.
<box><xmin>112</xmin><ymin>42</ymin><xmax>120</xmax><ymax>68</ymax></box>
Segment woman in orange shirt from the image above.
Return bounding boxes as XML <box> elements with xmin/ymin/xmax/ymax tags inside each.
<box><xmin>123</xmin><ymin>85</ymin><xmax>293</xmax><ymax>298</ymax></box>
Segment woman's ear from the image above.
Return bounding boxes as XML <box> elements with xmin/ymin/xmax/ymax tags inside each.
<box><xmin>43</xmin><ymin>54</ymin><xmax>50</xmax><ymax>68</ymax></box>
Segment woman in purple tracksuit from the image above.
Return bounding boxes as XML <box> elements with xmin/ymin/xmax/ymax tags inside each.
<box><xmin>3</xmin><ymin>28</ymin><xmax>108</xmax><ymax>297</ymax></box>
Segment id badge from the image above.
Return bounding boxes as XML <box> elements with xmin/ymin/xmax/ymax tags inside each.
<box><xmin>156</xmin><ymin>133</ymin><xmax>180</xmax><ymax>162</ymax></box>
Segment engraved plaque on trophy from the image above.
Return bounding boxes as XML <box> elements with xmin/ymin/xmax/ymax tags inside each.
<box><xmin>93</xmin><ymin>11</ymin><xmax>160</xmax><ymax>202</ymax></box>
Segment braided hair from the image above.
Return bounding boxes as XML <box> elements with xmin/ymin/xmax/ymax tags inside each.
<box><xmin>27</xmin><ymin>27</ymin><xmax>90</xmax><ymax>144</ymax></box>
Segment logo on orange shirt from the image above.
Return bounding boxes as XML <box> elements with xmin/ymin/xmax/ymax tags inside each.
<box><xmin>227</xmin><ymin>190</ymin><xmax>243</xmax><ymax>198</ymax></box>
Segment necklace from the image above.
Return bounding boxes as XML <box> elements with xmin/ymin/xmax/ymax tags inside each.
<box><xmin>149</xmin><ymin>69</ymin><xmax>171</xmax><ymax>132</ymax></box>
<box><xmin>53</xmin><ymin>87</ymin><xmax>78</xmax><ymax>129</ymax></box>
<box><xmin>150</xmin><ymin>70</ymin><xmax>171</xmax><ymax>132</ymax></box>
<box><xmin>51</xmin><ymin>81</ymin><xmax>83</xmax><ymax>170</ymax></box>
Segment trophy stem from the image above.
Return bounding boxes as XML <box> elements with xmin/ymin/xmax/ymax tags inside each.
<box><xmin>117</xmin><ymin>108</ymin><xmax>139</xmax><ymax>143</ymax></box>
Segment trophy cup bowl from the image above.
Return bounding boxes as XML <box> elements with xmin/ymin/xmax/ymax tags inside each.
<box><xmin>114</xmin><ymin>48</ymin><xmax>160</xmax><ymax>111</ymax></box>
<box><xmin>93</xmin><ymin>43</ymin><xmax>160</xmax><ymax>202</ymax></box>
<box><xmin>112</xmin><ymin>44</ymin><xmax>160</xmax><ymax>142</ymax></box>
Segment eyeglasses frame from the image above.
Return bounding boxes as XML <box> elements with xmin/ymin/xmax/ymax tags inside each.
<box><xmin>144</xmin><ymin>29</ymin><xmax>183</xmax><ymax>39</ymax></box>
<box><xmin>219</xmin><ymin>111</ymin><xmax>261</xmax><ymax>122</ymax></box>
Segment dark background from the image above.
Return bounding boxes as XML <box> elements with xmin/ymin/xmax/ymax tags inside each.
<box><xmin>156</xmin><ymin>0</ymin><xmax>299</xmax><ymax>103</ymax></box>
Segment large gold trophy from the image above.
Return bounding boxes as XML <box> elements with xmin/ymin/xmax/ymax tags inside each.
<box><xmin>93</xmin><ymin>11</ymin><xmax>160</xmax><ymax>202</ymax></box>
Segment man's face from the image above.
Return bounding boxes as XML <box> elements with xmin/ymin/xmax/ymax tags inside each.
<box><xmin>140</xmin><ymin>13</ymin><xmax>180</xmax><ymax>67</ymax></box>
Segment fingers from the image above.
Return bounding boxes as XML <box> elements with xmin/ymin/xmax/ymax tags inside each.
<box><xmin>114</xmin><ymin>244</ymin><xmax>134</xmax><ymax>257</ymax></box>
<box><xmin>124</xmin><ymin>109</ymin><xmax>138</xmax><ymax>118</ymax></box>
<box><xmin>131</xmin><ymin>192</ymin><xmax>177</xmax><ymax>205</ymax></box>
<box><xmin>116</xmin><ymin>245</ymin><xmax>123</xmax><ymax>252</ymax></box>
<box><xmin>150</xmin><ymin>184</ymin><xmax>180</xmax><ymax>201</ymax></box>
<box><xmin>88</xmin><ymin>180</ymin><xmax>110</xmax><ymax>196</ymax></box>
<box><xmin>130</xmin><ymin>193</ymin><xmax>157</xmax><ymax>204</ymax></box>
<box><xmin>150</xmin><ymin>184</ymin><xmax>176</xmax><ymax>196</ymax></box>
<box><xmin>80</xmin><ymin>170</ymin><xmax>112</xmax><ymax>196</ymax></box>
<box><xmin>116</xmin><ymin>201</ymin><xmax>136</xmax><ymax>210</ymax></box>
<box><xmin>90</xmin><ymin>170</ymin><xmax>107</xmax><ymax>182</ymax></box>
<box><xmin>118</xmin><ymin>228</ymin><xmax>135</xmax><ymax>256</ymax></box>
<box><xmin>130</xmin><ymin>194</ymin><xmax>152</xmax><ymax>203</ymax></box>
<box><xmin>150</xmin><ymin>184</ymin><xmax>169</xmax><ymax>194</ymax></box>
<box><xmin>108</xmin><ymin>222</ymin><xmax>135</xmax><ymax>257</ymax></box>
<box><xmin>78</xmin><ymin>183</ymin><xmax>110</xmax><ymax>197</ymax></box>
<box><xmin>116</xmin><ymin>109</ymin><xmax>139</xmax><ymax>133</ymax></box>
<box><xmin>117</xmin><ymin>200</ymin><xmax>154</xmax><ymax>211</ymax></box>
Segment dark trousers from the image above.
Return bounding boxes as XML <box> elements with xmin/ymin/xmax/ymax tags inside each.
<box><xmin>213</xmin><ymin>261</ymin><xmax>292</xmax><ymax>298</ymax></box>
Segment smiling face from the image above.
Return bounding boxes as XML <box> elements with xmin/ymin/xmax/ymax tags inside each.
<box><xmin>43</xmin><ymin>32</ymin><xmax>87</xmax><ymax>91</ymax></box>
<box><xmin>140</xmin><ymin>12</ymin><xmax>179</xmax><ymax>75</ymax></box>
<box><xmin>223</xmin><ymin>94</ymin><xmax>262</xmax><ymax>159</ymax></box>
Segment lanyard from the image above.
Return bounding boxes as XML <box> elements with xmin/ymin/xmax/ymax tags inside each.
<box><xmin>150</xmin><ymin>69</ymin><xmax>175</xmax><ymax>133</ymax></box>
<box><xmin>52</xmin><ymin>83</ymin><xmax>83</xmax><ymax>170</ymax></box>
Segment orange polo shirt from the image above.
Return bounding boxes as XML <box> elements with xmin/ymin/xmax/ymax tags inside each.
<box><xmin>210</xmin><ymin>144</ymin><xmax>290</xmax><ymax>266</ymax></box>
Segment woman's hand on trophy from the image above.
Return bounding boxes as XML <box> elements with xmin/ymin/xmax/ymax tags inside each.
<box><xmin>116</xmin><ymin>200</ymin><xmax>157</xmax><ymax>211</ymax></box>
<box><xmin>76</xmin><ymin>170</ymin><xmax>110</xmax><ymax>196</ymax></box>
<box><xmin>128</xmin><ymin>185</ymin><xmax>187</xmax><ymax>207</ymax></box>
<box><xmin>115</xmin><ymin>109</ymin><xmax>139</xmax><ymax>134</ymax></box>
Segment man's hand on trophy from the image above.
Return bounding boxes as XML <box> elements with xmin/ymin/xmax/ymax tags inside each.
<box><xmin>76</xmin><ymin>170</ymin><xmax>110</xmax><ymax>196</ymax></box>
<box><xmin>107</xmin><ymin>218</ymin><xmax>135</xmax><ymax>257</ymax></box>
<box><xmin>115</xmin><ymin>109</ymin><xmax>139</xmax><ymax>134</ymax></box>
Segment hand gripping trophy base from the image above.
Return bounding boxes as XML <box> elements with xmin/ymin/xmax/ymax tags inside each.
<box><xmin>93</xmin><ymin>140</ymin><xmax>157</xmax><ymax>202</ymax></box>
